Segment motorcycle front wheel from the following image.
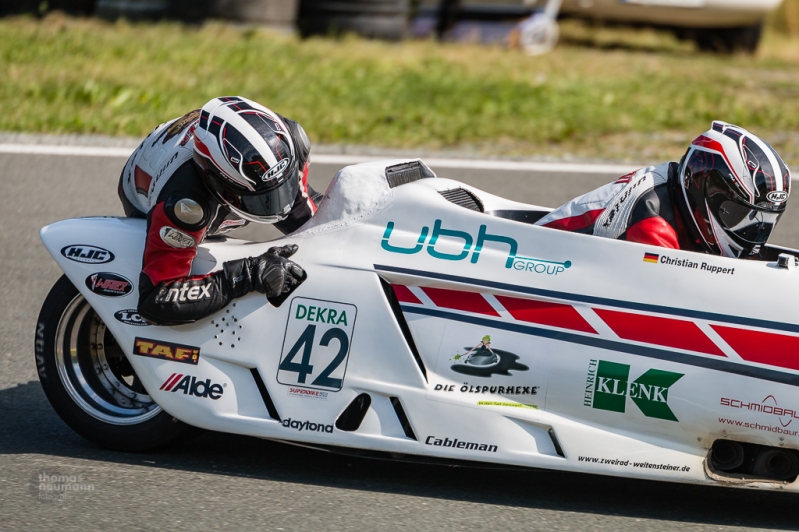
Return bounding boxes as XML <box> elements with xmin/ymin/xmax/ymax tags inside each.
<box><xmin>35</xmin><ymin>275</ymin><xmax>197</xmax><ymax>451</ymax></box>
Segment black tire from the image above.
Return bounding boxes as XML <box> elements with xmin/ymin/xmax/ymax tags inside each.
<box><xmin>298</xmin><ymin>0</ymin><xmax>409</xmax><ymax>40</ymax></box>
<box><xmin>35</xmin><ymin>275</ymin><xmax>198</xmax><ymax>451</ymax></box>
<box><xmin>693</xmin><ymin>22</ymin><xmax>764</xmax><ymax>54</ymax></box>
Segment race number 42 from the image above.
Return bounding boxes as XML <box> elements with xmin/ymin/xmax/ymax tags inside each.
<box><xmin>277</xmin><ymin>298</ymin><xmax>357</xmax><ymax>392</ymax></box>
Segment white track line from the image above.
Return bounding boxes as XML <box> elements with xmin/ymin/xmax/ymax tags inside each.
<box><xmin>0</xmin><ymin>142</ymin><xmax>637</xmax><ymax>174</ymax></box>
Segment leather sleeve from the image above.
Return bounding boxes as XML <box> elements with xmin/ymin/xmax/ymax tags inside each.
<box><xmin>137</xmin><ymin>201</ymin><xmax>239</xmax><ymax>325</ymax></box>
<box><xmin>624</xmin><ymin>216</ymin><xmax>680</xmax><ymax>249</ymax></box>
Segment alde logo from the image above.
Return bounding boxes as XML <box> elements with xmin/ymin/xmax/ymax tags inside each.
<box><xmin>281</xmin><ymin>418</ymin><xmax>334</xmax><ymax>433</ymax></box>
<box><xmin>114</xmin><ymin>309</ymin><xmax>150</xmax><ymax>326</ymax></box>
<box><xmin>133</xmin><ymin>337</ymin><xmax>200</xmax><ymax>365</ymax></box>
<box><xmin>159</xmin><ymin>373</ymin><xmax>224</xmax><ymax>400</ymax></box>
<box><xmin>61</xmin><ymin>245</ymin><xmax>115</xmax><ymax>264</ymax></box>
<box><xmin>584</xmin><ymin>359</ymin><xmax>683</xmax><ymax>422</ymax></box>
<box><xmin>381</xmin><ymin>219</ymin><xmax>571</xmax><ymax>275</ymax></box>
<box><xmin>85</xmin><ymin>273</ymin><xmax>133</xmax><ymax>297</ymax></box>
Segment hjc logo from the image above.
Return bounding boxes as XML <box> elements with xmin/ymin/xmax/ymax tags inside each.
<box><xmin>382</xmin><ymin>219</ymin><xmax>518</xmax><ymax>267</ymax></box>
<box><xmin>767</xmin><ymin>191</ymin><xmax>788</xmax><ymax>203</ymax></box>
<box><xmin>61</xmin><ymin>245</ymin><xmax>114</xmax><ymax>264</ymax></box>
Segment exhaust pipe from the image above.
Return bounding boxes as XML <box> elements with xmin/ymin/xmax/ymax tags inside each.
<box><xmin>710</xmin><ymin>441</ymin><xmax>744</xmax><ymax>471</ymax></box>
<box><xmin>752</xmin><ymin>449</ymin><xmax>799</xmax><ymax>481</ymax></box>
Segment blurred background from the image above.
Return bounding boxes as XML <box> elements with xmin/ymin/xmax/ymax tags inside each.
<box><xmin>0</xmin><ymin>0</ymin><xmax>797</xmax><ymax>165</ymax></box>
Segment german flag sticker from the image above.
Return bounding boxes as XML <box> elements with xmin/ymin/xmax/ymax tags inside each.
<box><xmin>643</xmin><ymin>253</ymin><xmax>659</xmax><ymax>264</ymax></box>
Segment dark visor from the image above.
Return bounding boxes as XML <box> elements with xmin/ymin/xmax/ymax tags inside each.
<box><xmin>200</xmin><ymin>164</ymin><xmax>298</xmax><ymax>218</ymax></box>
<box><xmin>717</xmin><ymin>199</ymin><xmax>782</xmax><ymax>245</ymax></box>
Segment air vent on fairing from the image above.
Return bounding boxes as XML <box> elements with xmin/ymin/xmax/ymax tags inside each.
<box><xmin>385</xmin><ymin>161</ymin><xmax>435</xmax><ymax>188</ymax></box>
<box><xmin>439</xmin><ymin>188</ymin><xmax>484</xmax><ymax>212</ymax></box>
<box><xmin>336</xmin><ymin>393</ymin><xmax>372</xmax><ymax>432</ymax></box>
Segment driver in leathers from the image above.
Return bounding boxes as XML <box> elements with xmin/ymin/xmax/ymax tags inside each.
<box><xmin>118</xmin><ymin>96</ymin><xmax>320</xmax><ymax>325</ymax></box>
<box><xmin>535</xmin><ymin>122</ymin><xmax>792</xmax><ymax>258</ymax></box>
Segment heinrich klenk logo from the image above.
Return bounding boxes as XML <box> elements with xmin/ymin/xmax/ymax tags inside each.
<box><xmin>449</xmin><ymin>335</ymin><xmax>529</xmax><ymax>378</ymax></box>
<box><xmin>584</xmin><ymin>359</ymin><xmax>683</xmax><ymax>422</ymax></box>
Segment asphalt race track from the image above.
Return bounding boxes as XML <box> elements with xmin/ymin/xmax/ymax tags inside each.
<box><xmin>1</xmin><ymin>151</ymin><xmax>798</xmax><ymax>531</ymax></box>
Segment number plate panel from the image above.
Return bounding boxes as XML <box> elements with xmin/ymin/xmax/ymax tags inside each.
<box><xmin>277</xmin><ymin>298</ymin><xmax>357</xmax><ymax>392</ymax></box>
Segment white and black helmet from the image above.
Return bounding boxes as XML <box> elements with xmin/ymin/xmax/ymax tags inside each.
<box><xmin>193</xmin><ymin>96</ymin><xmax>304</xmax><ymax>223</ymax></box>
<box><xmin>680</xmin><ymin>121</ymin><xmax>791</xmax><ymax>257</ymax></box>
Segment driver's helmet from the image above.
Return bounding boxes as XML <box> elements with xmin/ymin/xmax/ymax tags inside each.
<box><xmin>192</xmin><ymin>96</ymin><xmax>301</xmax><ymax>223</ymax></box>
<box><xmin>679</xmin><ymin>121</ymin><xmax>791</xmax><ymax>257</ymax></box>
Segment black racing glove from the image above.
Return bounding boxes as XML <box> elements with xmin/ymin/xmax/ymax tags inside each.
<box><xmin>223</xmin><ymin>244</ymin><xmax>307</xmax><ymax>306</ymax></box>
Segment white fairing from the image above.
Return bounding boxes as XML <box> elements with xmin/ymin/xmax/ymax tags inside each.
<box><xmin>560</xmin><ymin>0</ymin><xmax>782</xmax><ymax>28</ymax></box>
<box><xmin>41</xmin><ymin>160</ymin><xmax>799</xmax><ymax>491</ymax></box>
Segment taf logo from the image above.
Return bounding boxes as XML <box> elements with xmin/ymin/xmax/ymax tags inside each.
<box><xmin>85</xmin><ymin>273</ymin><xmax>133</xmax><ymax>297</ymax></box>
<box><xmin>133</xmin><ymin>338</ymin><xmax>200</xmax><ymax>365</ymax></box>
<box><xmin>61</xmin><ymin>245</ymin><xmax>114</xmax><ymax>264</ymax></box>
<box><xmin>159</xmin><ymin>373</ymin><xmax>224</xmax><ymax>400</ymax></box>
<box><xmin>767</xmin><ymin>191</ymin><xmax>788</xmax><ymax>203</ymax></box>
<box><xmin>114</xmin><ymin>309</ymin><xmax>150</xmax><ymax>327</ymax></box>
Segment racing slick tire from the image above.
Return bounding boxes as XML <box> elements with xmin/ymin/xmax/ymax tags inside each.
<box><xmin>35</xmin><ymin>275</ymin><xmax>198</xmax><ymax>451</ymax></box>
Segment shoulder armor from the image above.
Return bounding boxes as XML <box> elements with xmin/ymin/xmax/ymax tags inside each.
<box><xmin>164</xmin><ymin>191</ymin><xmax>209</xmax><ymax>231</ymax></box>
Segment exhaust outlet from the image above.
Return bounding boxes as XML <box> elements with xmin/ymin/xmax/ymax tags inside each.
<box><xmin>710</xmin><ymin>440</ymin><xmax>744</xmax><ymax>471</ymax></box>
<box><xmin>708</xmin><ymin>439</ymin><xmax>799</xmax><ymax>482</ymax></box>
<box><xmin>752</xmin><ymin>449</ymin><xmax>799</xmax><ymax>481</ymax></box>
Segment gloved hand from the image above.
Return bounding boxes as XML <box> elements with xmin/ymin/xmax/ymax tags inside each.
<box><xmin>250</xmin><ymin>244</ymin><xmax>307</xmax><ymax>305</ymax></box>
<box><xmin>223</xmin><ymin>244</ymin><xmax>306</xmax><ymax>306</ymax></box>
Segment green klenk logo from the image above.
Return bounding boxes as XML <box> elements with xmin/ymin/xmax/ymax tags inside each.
<box><xmin>584</xmin><ymin>359</ymin><xmax>683</xmax><ymax>422</ymax></box>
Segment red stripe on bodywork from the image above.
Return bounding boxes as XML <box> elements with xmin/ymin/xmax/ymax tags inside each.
<box><xmin>712</xmin><ymin>325</ymin><xmax>799</xmax><ymax>371</ymax></box>
<box><xmin>421</xmin><ymin>287</ymin><xmax>499</xmax><ymax>316</ymax></box>
<box><xmin>392</xmin><ymin>285</ymin><xmax>422</xmax><ymax>305</ymax></box>
<box><xmin>595</xmin><ymin>309</ymin><xmax>726</xmax><ymax>356</ymax></box>
<box><xmin>495</xmin><ymin>295</ymin><xmax>596</xmax><ymax>334</ymax></box>
<box><xmin>160</xmin><ymin>373</ymin><xmax>182</xmax><ymax>391</ymax></box>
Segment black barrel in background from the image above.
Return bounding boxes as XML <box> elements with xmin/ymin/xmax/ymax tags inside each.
<box><xmin>1</xmin><ymin>0</ymin><xmax>96</xmax><ymax>16</ymax></box>
<box><xmin>95</xmin><ymin>0</ymin><xmax>296</xmax><ymax>23</ymax></box>
<box><xmin>298</xmin><ymin>0</ymin><xmax>409</xmax><ymax>40</ymax></box>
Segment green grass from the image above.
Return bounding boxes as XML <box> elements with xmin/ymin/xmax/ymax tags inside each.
<box><xmin>2</xmin><ymin>14</ymin><xmax>799</xmax><ymax>164</ymax></box>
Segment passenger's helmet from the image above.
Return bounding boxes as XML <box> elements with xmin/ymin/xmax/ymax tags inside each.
<box><xmin>193</xmin><ymin>96</ymin><xmax>301</xmax><ymax>223</ymax></box>
<box><xmin>679</xmin><ymin>121</ymin><xmax>791</xmax><ymax>257</ymax></box>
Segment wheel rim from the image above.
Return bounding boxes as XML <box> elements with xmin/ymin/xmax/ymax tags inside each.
<box><xmin>55</xmin><ymin>294</ymin><xmax>162</xmax><ymax>425</ymax></box>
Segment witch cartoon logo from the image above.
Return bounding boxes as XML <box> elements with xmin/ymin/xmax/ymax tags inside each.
<box><xmin>450</xmin><ymin>335</ymin><xmax>529</xmax><ymax>378</ymax></box>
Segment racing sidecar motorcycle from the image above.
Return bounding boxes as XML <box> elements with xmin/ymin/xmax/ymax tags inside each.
<box><xmin>36</xmin><ymin>159</ymin><xmax>799</xmax><ymax>491</ymax></box>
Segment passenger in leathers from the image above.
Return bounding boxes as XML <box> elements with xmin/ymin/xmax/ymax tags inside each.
<box><xmin>118</xmin><ymin>97</ymin><xmax>321</xmax><ymax>325</ymax></box>
<box><xmin>535</xmin><ymin>122</ymin><xmax>792</xmax><ymax>259</ymax></box>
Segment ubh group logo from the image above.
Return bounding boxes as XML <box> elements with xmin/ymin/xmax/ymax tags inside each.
<box><xmin>381</xmin><ymin>219</ymin><xmax>571</xmax><ymax>275</ymax></box>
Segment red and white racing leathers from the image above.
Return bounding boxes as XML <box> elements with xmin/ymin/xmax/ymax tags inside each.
<box><xmin>534</xmin><ymin>162</ymin><xmax>701</xmax><ymax>251</ymax></box>
<box><xmin>118</xmin><ymin>110</ymin><xmax>320</xmax><ymax>324</ymax></box>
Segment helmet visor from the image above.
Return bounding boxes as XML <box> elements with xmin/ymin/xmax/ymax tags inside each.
<box><xmin>716</xmin><ymin>199</ymin><xmax>782</xmax><ymax>245</ymax></box>
<box><xmin>198</xmin><ymin>161</ymin><xmax>299</xmax><ymax>220</ymax></box>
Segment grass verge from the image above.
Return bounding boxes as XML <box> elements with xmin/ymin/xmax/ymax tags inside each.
<box><xmin>2</xmin><ymin>14</ymin><xmax>799</xmax><ymax>164</ymax></box>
